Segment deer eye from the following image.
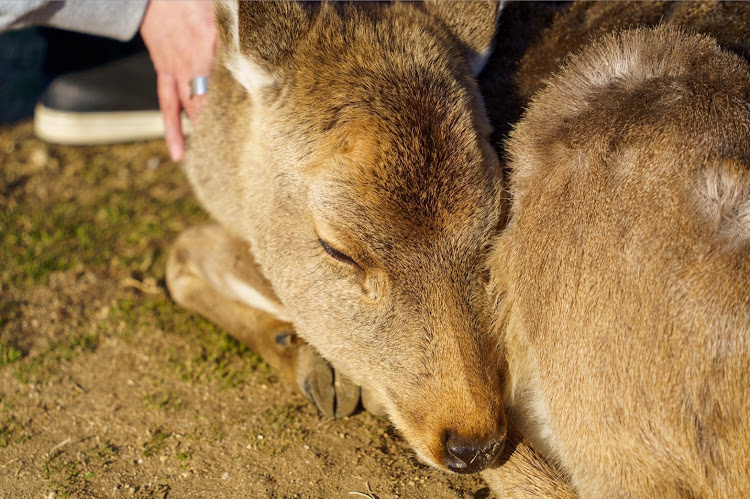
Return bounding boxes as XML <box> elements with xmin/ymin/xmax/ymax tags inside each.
<box><xmin>319</xmin><ymin>238</ymin><xmax>359</xmax><ymax>269</ymax></box>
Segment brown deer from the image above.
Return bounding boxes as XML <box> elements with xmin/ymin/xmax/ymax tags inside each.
<box><xmin>483</xmin><ymin>2</ymin><xmax>750</xmax><ymax>496</ymax></box>
<box><xmin>167</xmin><ymin>1</ymin><xmax>750</xmax><ymax>496</ymax></box>
<box><xmin>167</xmin><ymin>0</ymin><xmax>512</xmax><ymax>475</ymax></box>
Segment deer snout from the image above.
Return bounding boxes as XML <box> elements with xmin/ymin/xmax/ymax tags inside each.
<box><xmin>444</xmin><ymin>431</ymin><xmax>504</xmax><ymax>474</ymax></box>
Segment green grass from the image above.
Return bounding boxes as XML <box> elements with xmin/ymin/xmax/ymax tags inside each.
<box><xmin>1</xmin><ymin>189</ymin><xmax>205</xmax><ymax>288</ymax></box>
<box><xmin>2</xmin><ymin>202</ymin><xmax>114</xmax><ymax>287</ymax></box>
<box><xmin>0</xmin><ymin>341</ymin><xmax>22</xmax><ymax>366</ymax></box>
<box><xmin>96</xmin><ymin>441</ymin><xmax>118</xmax><ymax>461</ymax></box>
<box><xmin>13</xmin><ymin>333</ymin><xmax>98</xmax><ymax>385</ymax></box>
<box><xmin>143</xmin><ymin>391</ymin><xmax>182</xmax><ymax>412</ymax></box>
<box><xmin>42</xmin><ymin>441</ymin><xmax>119</xmax><ymax>497</ymax></box>
<box><xmin>43</xmin><ymin>458</ymin><xmax>80</xmax><ymax>487</ymax></box>
<box><xmin>1</xmin><ymin>145</ymin><xmax>208</xmax><ymax>289</ymax></box>
<box><xmin>0</xmin><ymin>415</ymin><xmax>30</xmax><ymax>447</ymax></box>
<box><xmin>106</xmin><ymin>296</ymin><xmax>274</xmax><ymax>388</ymax></box>
<box><xmin>263</xmin><ymin>404</ymin><xmax>302</xmax><ymax>429</ymax></box>
<box><xmin>143</xmin><ymin>428</ymin><xmax>170</xmax><ymax>458</ymax></box>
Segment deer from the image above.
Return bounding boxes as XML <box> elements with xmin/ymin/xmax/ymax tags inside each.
<box><xmin>166</xmin><ymin>0</ymin><xmax>515</xmax><ymax>476</ymax></box>
<box><xmin>481</xmin><ymin>1</ymin><xmax>750</xmax><ymax>496</ymax></box>
<box><xmin>167</xmin><ymin>1</ymin><xmax>750</xmax><ymax>497</ymax></box>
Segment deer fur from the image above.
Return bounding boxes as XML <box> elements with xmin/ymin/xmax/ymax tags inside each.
<box><xmin>167</xmin><ymin>1</ymin><xmax>750</xmax><ymax>496</ymax></box>
<box><xmin>168</xmin><ymin>0</ymin><xmax>512</xmax><ymax>473</ymax></box>
<box><xmin>483</xmin><ymin>2</ymin><xmax>750</xmax><ymax>496</ymax></box>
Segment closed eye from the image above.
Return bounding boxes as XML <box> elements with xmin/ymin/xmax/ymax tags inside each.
<box><xmin>318</xmin><ymin>238</ymin><xmax>360</xmax><ymax>269</ymax></box>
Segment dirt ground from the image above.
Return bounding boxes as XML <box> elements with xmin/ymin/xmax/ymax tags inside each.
<box><xmin>0</xmin><ymin>122</ymin><xmax>490</xmax><ymax>498</ymax></box>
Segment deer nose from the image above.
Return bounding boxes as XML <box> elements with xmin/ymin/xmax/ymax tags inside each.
<box><xmin>444</xmin><ymin>432</ymin><xmax>504</xmax><ymax>474</ymax></box>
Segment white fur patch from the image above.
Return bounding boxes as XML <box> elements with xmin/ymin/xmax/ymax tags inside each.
<box><xmin>216</xmin><ymin>0</ymin><xmax>275</xmax><ymax>100</ymax></box>
<box><xmin>466</xmin><ymin>0</ymin><xmax>505</xmax><ymax>75</ymax></box>
<box><xmin>223</xmin><ymin>274</ymin><xmax>291</xmax><ymax>323</ymax></box>
<box><xmin>469</xmin><ymin>47</ymin><xmax>492</xmax><ymax>76</ymax></box>
<box><xmin>698</xmin><ymin>163</ymin><xmax>750</xmax><ymax>240</ymax></box>
<box><xmin>469</xmin><ymin>0</ymin><xmax>506</xmax><ymax>75</ymax></box>
<box><xmin>226</xmin><ymin>53</ymin><xmax>276</xmax><ymax>100</ymax></box>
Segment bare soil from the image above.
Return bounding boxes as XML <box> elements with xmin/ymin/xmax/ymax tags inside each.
<box><xmin>0</xmin><ymin>122</ymin><xmax>491</xmax><ymax>499</ymax></box>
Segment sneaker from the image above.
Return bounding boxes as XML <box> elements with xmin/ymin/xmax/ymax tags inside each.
<box><xmin>34</xmin><ymin>51</ymin><xmax>176</xmax><ymax>145</ymax></box>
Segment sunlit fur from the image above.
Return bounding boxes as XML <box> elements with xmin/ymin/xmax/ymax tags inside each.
<box><xmin>487</xmin><ymin>2</ymin><xmax>750</xmax><ymax>496</ymax></box>
<box><xmin>176</xmin><ymin>1</ymin><xmax>507</xmax><ymax>471</ymax></box>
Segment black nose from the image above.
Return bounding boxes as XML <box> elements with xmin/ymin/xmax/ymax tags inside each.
<box><xmin>444</xmin><ymin>432</ymin><xmax>504</xmax><ymax>474</ymax></box>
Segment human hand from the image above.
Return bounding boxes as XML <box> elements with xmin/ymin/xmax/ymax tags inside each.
<box><xmin>140</xmin><ymin>0</ymin><xmax>216</xmax><ymax>161</ymax></box>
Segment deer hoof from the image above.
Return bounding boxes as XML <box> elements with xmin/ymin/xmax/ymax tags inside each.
<box><xmin>296</xmin><ymin>344</ymin><xmax>360</xmax><ymax>419</ymax></box>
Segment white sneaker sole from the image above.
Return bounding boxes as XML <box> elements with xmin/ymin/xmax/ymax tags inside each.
<box><xmin>34</xmin><ymin>104</ymin><xmax>191</xmax><ymax>145</ymax></box>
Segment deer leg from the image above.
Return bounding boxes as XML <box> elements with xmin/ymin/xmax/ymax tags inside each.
<box><xmin>166</xmin><ymin>222</ymin><xmax>360</xmax><ymax>418</ymax></box>
<box><xmin>482</xmin><ymin>421</ymin><xmax>577</xmax><ymax>498</ymax></box>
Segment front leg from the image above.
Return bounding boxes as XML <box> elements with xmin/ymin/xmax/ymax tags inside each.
<box><xmin>482</xmin><ymin>421</ymin><xmax>577</xmax><ymax>498</ymax></box>
<box><xmin>166</xmin><ymin>222</ymin><xmax>360</xmax><ymax>418</ymax></box>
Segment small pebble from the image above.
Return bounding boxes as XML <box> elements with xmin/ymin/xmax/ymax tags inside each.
<box><xmin>146</xmin><ymin>157</ymin><xmax>160</xmax><ymax>170</ymax></box>
<box><xmin>222</xmin><ymin>472</ymin><xmax>230</xmax><ymax>480</ymax></box>
<box><xmin>29</xmin><ymin>147</ymin><xmax>48</xmax><ymax>169</ymax></box>
<box><xmin>257</xmin><ymin>434</ymin><xmax>264</xmax><ymax>440</ymax></box>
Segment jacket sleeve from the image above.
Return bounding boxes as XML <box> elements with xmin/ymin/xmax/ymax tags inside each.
<box><xmin>0</xmin><ymin>0</ymin><xmax>149</xmax><ymax>41</ymax></box>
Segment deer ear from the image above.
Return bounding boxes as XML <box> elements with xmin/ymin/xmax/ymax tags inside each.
<box><xmin>422</xmin><ymin>0</ymin><xmax>502</xmax><ymax>75</ymax></box>
<box><xmin>214</xmin><ymin>1</ymin><xmax>318</xmax><ymax>100</ymax></box>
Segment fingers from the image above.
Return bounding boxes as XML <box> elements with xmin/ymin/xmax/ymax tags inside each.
<box><xmin>158</xmin><ymin>72</ymin><xmax>210</xmax><ymax>162</ymax></box>
<box><xmin>157</xmin><ymin>73</ymin><xmax>185</xmax><ymax>162</ymax></box>
<box><xmin>140</xmin><ymin>0</ymin><xmax>216</xmax><ymax>162</ymax></box>
<box><xmin>181</xmin><ymin>75</ymin><xmax>208</xmax><ymax>125</ymax></box>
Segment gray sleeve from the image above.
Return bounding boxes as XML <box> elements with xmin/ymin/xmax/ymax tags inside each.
<box><xmin>0</xmin><ymin>1</ymin><xmax>149</xmax><ymax>41</ymax></box>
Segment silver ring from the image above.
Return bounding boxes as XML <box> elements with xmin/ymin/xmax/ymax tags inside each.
<box><xmin>189</xmin><ymin>76</ymin><xmax>209</xmax><ymax>98</ymax></box>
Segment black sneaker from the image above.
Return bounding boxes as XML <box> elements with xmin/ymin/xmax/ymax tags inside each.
<box><xmin>34</xmin><ymin>51</ymin><xmax>177</xmax><ymax>145</ymax></box>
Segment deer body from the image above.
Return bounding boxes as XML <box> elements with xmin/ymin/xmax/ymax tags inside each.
<box><xmin>485</xmin><ymin>2</ymin><xmax>750</xmax><ymax>496</ymax></box>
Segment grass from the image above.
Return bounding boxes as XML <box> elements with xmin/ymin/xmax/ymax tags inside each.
<box><xmin>42</xmin><ymin>441</ymin><xmax>120</xmax><ymax>497</ymax></box>
<box><xmin>43</xmin><ymin>458</ymin><xmax>81</xmax><ymax>493</ymax></box>
<box><xmin>96</xmin><ymin>441</ymin><xmax>118</xmax><ymax>461</ymax></box>
<box><xmin>13</xmin><ymin>333</ymin><xmax>98</xmax><ymax>385</ymax></box>
<box><xmin>0</xmin><ymin>341</ymin><xmax>22</xmax><ymax>367</ymax></box>
<box><xmin>1</xmin><ymin>189</ymin><xmax>205</xmax><ymax>288</ymax></box>
<box><xmin>0</xmin><ymin>414</ymin><xmax>30</xmax><ymax>448</ymax></box>
<box><xmin>1</xmin><ymin>139</ymin><xmax>207</xmax><ymax>290</ymax></box>
<box><xmin>143</xmin><ymin>391</ymin><xmax>182</xmax><ymax>412</ymax></box>
<box><xmin>143</xmin><ymin>428</ymin><xmax>170</xmax><ymax>458</ymax></box>
<box><xmin>107</xmin><ymin>295</ymin><xmax>274</xmax><ymax>388</ymax></box>
<box><xmin>168</xmin><ymin>330</ymin><xmax>274</xmax><ymax>388</ymax></box>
